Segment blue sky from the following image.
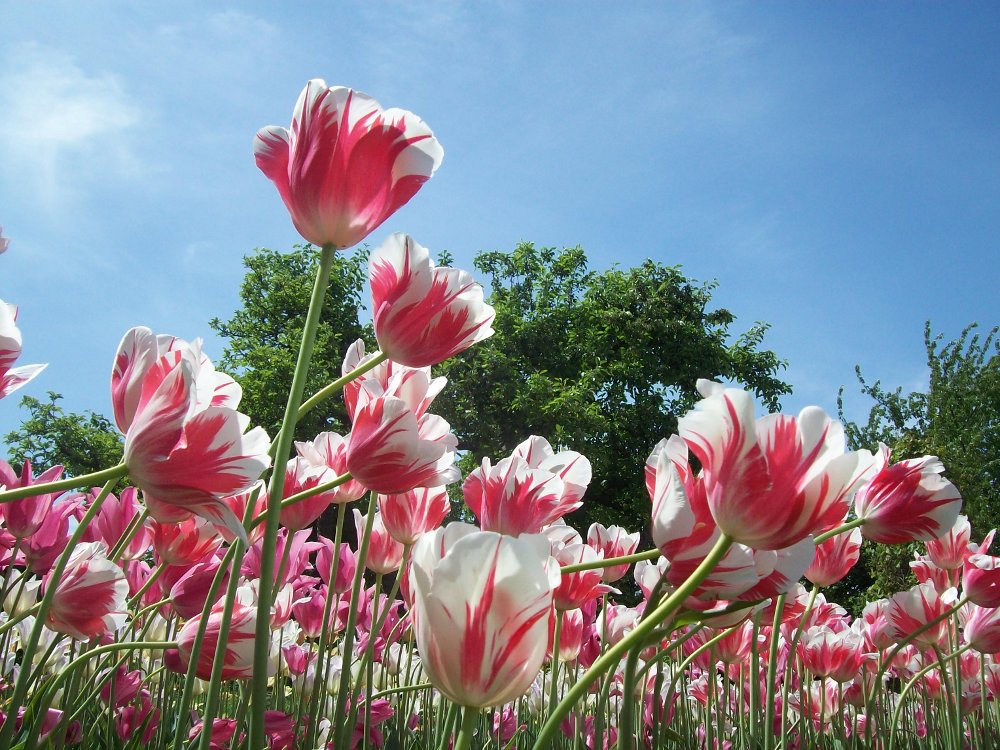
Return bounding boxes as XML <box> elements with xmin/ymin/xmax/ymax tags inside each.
<box><xmin>1</xmin><ymin>1</ymin><xmax>998</xmax><ymax>448</ymax></box>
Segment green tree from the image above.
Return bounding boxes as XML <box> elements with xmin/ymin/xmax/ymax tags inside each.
<box><xmin>435</xmin><ymin>243</ymin><xmax>791</xmax><ymax>535</ymax></box>
<box><xmin>209</xmin><ymin>245</ymin><xmax>370</xmax><ymax>441</ymax></box>
<box><xmin>831</xmin><ymin>322</ymin><xmax>1000</xmax><ymax>611</ymax></box>
<box><xmin>3</xmin><ymin>392</ymin><xmax>125</xmax><ymax>486</ymax></box>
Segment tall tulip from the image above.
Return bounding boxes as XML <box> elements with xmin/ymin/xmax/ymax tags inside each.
<box><xmin>410</xmin><ymin>522</ymin><xmax>559</xmax><ymax>708</ymax></box>
<box><xmin>253</xmin><ymin>79</ymin><xmax>443</xmax><ymax>249</ymax></box>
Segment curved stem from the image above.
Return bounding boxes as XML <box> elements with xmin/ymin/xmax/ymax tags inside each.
<box><xmin>813</xmin><ymin>517</ymin><xmax>866</xmax><ymax>545</ymax></box>
<box><xmin>250</xmin><ymin>242</ymin><xmax>337</xmax><ymax>749</ymax></box>
<box><xmin>560</xmin><ymin>548</ymin><xmax>660</xmax><ymax>574</ymax></box>
<box><xmin>296</xmin><ymin>351</ymin><xmax>389</xmax><ymax>422</ymax></box>
<box><xmin>0</xmin><ymin>462</ymin><xmax>127</xmax><ymax>504</ymax></box>
<box><xmin>886</xmin><ymin>644</ymin><xmax>971</xmax><ymax>750</ymax></box>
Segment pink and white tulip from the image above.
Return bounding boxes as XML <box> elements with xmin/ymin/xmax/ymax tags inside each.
<box><xmin>254</xmin><ymin>79</ymin><xmax>443</xmax><ymax>249</ymax></box>
<box><xmin>378</xmin><ymin>485</ymin><xmax>450</xmax><ymax>545</ymax></box>
<box><xmin>370</xmin><ymin>233</ymin><xmax>495</xmax><ymax>367</ymax></box>
<box><xmin>0</xmin><ymin>300</ymin><xmax>47</xmax><ymax>400</ymax></box>
<box><xmin>44</xmin><ymin>542</ymin><xmax>128</xmax><ymax>640</ymax></box>
<box><xmin>587</xmin><ymin>523</ymin><xmax>640</xmax><ymax>583</ymax></box>
<box><xmin>410</xmin><ymin>522</ymin><xmax>559</xmax><ymax>708</ymax></box>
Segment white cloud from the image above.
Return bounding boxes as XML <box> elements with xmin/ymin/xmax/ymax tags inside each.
<box><xmin>0</xmin><ymin>42</ymin><xmax>145</xmax><ymax>207</ymax></box>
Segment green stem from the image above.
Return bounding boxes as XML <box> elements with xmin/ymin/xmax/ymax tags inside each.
<box><xmin>763</xmin><ymin>593</ymin><xmax>786</xmax><ymax>750</ymax></box>
<box><xmin>0</xmin><ymin>462</ymin><xmax>127</xmax><ymax>504</ymax></box>
<box><xmin>453</xmin><ymin>705</ymin><xmax>480</xmax><ymax>750</ymax></box>
<box><xmin>813</xmin><ymin>516</ymin><xmax>866</xmax><ymax>545</ymax></box>
<box><xmin>296</xmin><ymin>351</ymin><xmax>389</xmax><ymax>422</ymax></box>
<box><xmin>560</xmin><ymin>547</ymin><xmax>659</xmax><ymax>574</ymax></box>
<box><xmin>531</xmin><ymin>533</ymin><xmax>734</xmax><ymax>750</ymax></box>
<box><xmin>108</xmin><ymin>508</ymin><xmax>150</xmax><ymax>562</ymax></box>
<box><xmin>249</xmin><ymin>242</ymin><xmax>337</xmax><ymax>749</ymax></box>
<box><xmin>0</xmin><ymin>477</ymin><xmax>116</xmax><ymax>747</ymax></box>
<box><xmin>886</xmin><ymin>645</ymin><xmax>971</xmax><ymax>750</ymax></box>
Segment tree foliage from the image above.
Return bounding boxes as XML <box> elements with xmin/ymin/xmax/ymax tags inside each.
<box><xmin>831</xmin><ymin>322</ymin><xmax>1000</xmax><ymax>611</ymax></box>
<box><xmin>4</xmin><ymin>392</ymin><xmax>125</xmax><ymax>486</ymax></box>
<box><xmin>434</xmin><ymin>243</ymin><xmax>791</xmax><ymax>534</ymax></box>
<box><xmin>208</xmin><ymin>245</ymin><xmax>370</xmax><ymax>442</ymax></box>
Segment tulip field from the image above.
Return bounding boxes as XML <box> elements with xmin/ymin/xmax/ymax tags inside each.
<box><xmin>1</xmin><ymin>79</ymin><xmax>999</xmax><ymax>750</ymax></box>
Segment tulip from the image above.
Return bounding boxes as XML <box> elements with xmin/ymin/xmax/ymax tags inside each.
<box><xmin>805</xmin><ymin>527</ymin><xmax>862</xmax><ymax>587</ymax></box>
<box><xmin>175</xmin><ymin>586</ymin><xmax>259</xmax><ymax>680</ymax></box>
<box><xmin>276</xmin><ymin>456</ymin><xmax>339</xmax><ymax>532</ymax></box>
<box><xmin>963</xmin><ymin>553</ymin><xmax>1000</xmax><ymax>608</ymax></box>
<box><xmin>93</xmin><ymin>486</ymin><xmax>151</xmax><ymax>560</ymax></box>
<box><xmin>678</xmin><ymin>380</ymin><xmax>874</xmax><ymax>550</ymax></box>
<box><xmin>799</xmin><ymin>626</ymin><xmax>866</xmax><ymax>682</ymax></box>
<box><xmin>294</xmin><ymin>432</ymin><xmax>366</xmax><ymax>502</ymax></box>
<box><xmin>44</xmin><ymin>542</ymin><xmax>128</xmax><ymax>640</ymax></box>
<box><xmin>112</xmin><ymin>327</ymin><xmax>270</xmax><ymax>541</ymax></box>
<box><xmin>925</xmin><ymin>514</ymin><xmax>972</xmax><ymax>569</ymax></box>
<box><xmin>885</xmin><ymin>583</ymin><xmax>957</xmax><ymax>648</ymax></box>
<box><xmin>962</xmin><ymin>603</ymin><xmax>1000</xmax><ymax>653</ymax></box>
<box><xmin>0</xmin><ymin>225</ymin><xmax>8</xmax><ymax>254</ymax></box>
<box><xmin>151</xmin><ymin>515</ymin><xmax>222</xmax><ymax>566</ymax></box>
<box><xmin>346</xmin><ymin>387</ymin><xmax>459</xmax><ymax>494</ymax></box>
<box><xmin>254</xmin><ymin>79</ymin><xmax>443</xmax><ymax>249</ymax></box>
<box><xmin>370</xmin><ymin>233</ymin><xmax>495</xmax><ymax>367</ymax></box>
<box><xmin>0</xmin><ymin>300</ymin><xmax>46</xmax><ymax>400</ymax></box>
<box><xmin>0</xmin><ymin>459</ymin><xmax>63</xmax><ymax>539</ymax></box>
<box><xmin>353</xmin><ymin>509</ymin><xmax>405</xmax><ymax>574</ymax></box>
<box><xmin>552</xmin><ymin>543</ymin><xmax>614</xmax><ymax>611</ymax></box>
<box><xmin>341</xmin><ymin>339</ymin><xmax>446</xmax><ymax>420</ymax></box>
<box><xmin>168</xmin><ymin>556</ymin><xmax>230</xmax><ymax>619</ymax></box>
<box><xmin>464</xmin><ymin>436</ymin><xmax>591</xmax><ymax>537</ymax></box>
<box><xmin>853</xmin><ymin>444</ymin><xmax>962</xmax><ymax>544</ymax></box>
<box><xmin>910</xmin><ymin>552</ymin><xmax>952</xmax><ymax>594</ymax></box>
<box><xmin>586</xmin><ymin>523</ymin><xmax>640</xmax><ymax>583</ymax></box>
<box><xmin>410</xmin><ymin>522</ymin><xmax>559</xmax><ymax>708</ymax></box>
<box><xmin>378</xmin><ymin>485</ymin><xmax>450</xmax><ymax>545</ymax></box>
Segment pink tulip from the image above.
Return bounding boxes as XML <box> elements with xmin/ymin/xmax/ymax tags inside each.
<box><xmin>962</xmin><ymin>603</ymin><xmax>1000</xmax><ymax>653</ymax></box>
<box><xmin>151</xmin><ymin>516</ymin><xmax>222</xmax><ymax>566</ymax></box>
<box><xmin>176</xmin><ymin>586</ymin><xmax>258</xmax><ymax>680</ymax></box>
<box><xmin>552</xmin><ymin>543</ymin><xmax>614</xmax><ymax>611</ymax></box>
<box><xmin>116</xmin><ymin>692</ymin><xmax>159</xmax><ymax>743</ymax></box>
<box><xmin>551</xmin><ymin>608</ymin><xmax>586</xmax><ymax>662</ymax></box>
<box><xmin>44</xmin><ymin>542</ymin><xmax>128</xmax><ymax>640</ymax></box>
<box><xmin>886</xmin><ymin>583</ymin><xmax>957</xmax><ymax>648</ymax></box>
<box><xmin>294</xmin><ymin>432</ymin><xmax>366</xmax><ymax>502</ymax></box>
<box><xmin>354</xmin><ymin>509</ymin><xmax>405</xmax><ymax>574</ymax></box>
<box><xmin>93</xmin><ymin>486</ymin><xmax>151</xmax><ymax>561</ymax></box>
<box><xmin>0</xmin><ymin>300</ymin><xmax>46</xmax><ymax>400</ymax></box>
<box><xmin>315</xmin><ymin>537</ymin><xmax>357</xmax><ymax>594</ymax></box>
<box><xmin>586</xmin><ymin>523</ymin><xmax>640</xmax><ymax>583</ymax></box>
<box><xmin>964</xmin><ymin>554</ymin><xmax>1000</xmax><ymax>608</ymax></box>
<box><xmin>341</xmin><ymin>339</ymin><xmax>446</xmax><ymax>421</ymax></box>
<box><xmin>678</xmin><ymin>380</ymin><xmax>874</xmax><ymax>550</ymax></box>
<box><xmin>346</xmin><ymin>387</ymin><xmax>459</xmax><ymax>494</ymax></box>
<box><xmin>168</xmin><ymin>556</ymin><xmax>230</xmax><ymax>619</ymax></box>
<box><xmin>23</xmin><ymin>498</ymin><xmax>80</xmax><ymax>575</ymax></box>
<box><xmin>853</xmin><ymin>444</ymin><xmax>962</xmax><ymax>544</ymax></box>
<box><xmin>799</xmin><ymin>626</ymin><xmax>866</xmax><ymax>682</ymax></box>
<box><xmin>0</xmin><ymin>460</ymin><xmax>63</xmax><ymax>539</ymax></box>
<box><xmin>410</xmin><ymin>522</ymin><xmax>559</xmax><ymax>707</ymax></box>
<box><xmin>254</xmin><ymin>79</ymin><xmax>443</xmax><ymax>249</ymax></box>
<box><xmin>464</xmin><ymin>436</ymin><xmax>591</xmax><ymax>537</ymax></box>
<box><xmin>805</xmin><ymin>527</ymin><xmax>862</xmax><ymax>587</ymax></box>
<box><xmin>925</xmin><ymin>515</ymin><xmax>972</xmax><ymax>569</ymax></box>
<box><xmin>370</xmin><ymin>233</ymin><xmax>495</xmax><ymax>367</ymax></box>
<box><xmin>910</xmin><ymin>553</ymin><xmax>953</xmax><ymax>594</ymax></box>
<box><xmin>378</xmin><ymin>485</ymin><xmax>450</xmax><ymax>545</ymax></box>
<box><xmin>275</xmin><ymin>456</ymin><xmax>339</xmax><ymax>532</ymax></box>
<box><xmin>112</xmin><ymin>327</ymin><xmax>270</xmax><ymax>540</ymax></box>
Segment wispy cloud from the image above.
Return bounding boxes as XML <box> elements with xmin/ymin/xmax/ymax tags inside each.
<box><xmin>0</xmin><ymin>42</ymin><xmax>145</xmax><ymax>209</ymax></box>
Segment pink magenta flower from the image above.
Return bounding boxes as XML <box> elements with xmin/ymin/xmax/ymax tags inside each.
<box><xmin>151</xmin><ymin>515</ymin><xmax>222</xmax><ymax>566</ymax></box>
<box><xmin>805</xmin><ymin>527</ymin><xmax>863</xmax><ymax>587</ymax></box>
<box><xmin>799</xmin><ymin>626</ymin><xmax>867</xmax><ymax>682</ymax></box>
<box><xmin>93</xmin><ymin>486</ymin><xmax>151</xmax><ymax>561</ymax></box>
<box><xmin>678</xmin><ymin>380</ymin><xmax>874</xmax><ymax>550</ymax></box>
<box><xmin>112</xmin><ymin>327</ymin><xmax>270</xmax><ymax>540</ymax></box>
<box><xmin>294</xmin><ymin>432</ymin><xmax>366</xmax><ymax>503</ymax></box>
<box><xmin>0</xmin><ymin>300</ymin><xmax>47</xmax><ymax>400</ymax></box>
<box><xmin>586</xmin><ymin>523</ymin><xmax>640</xmax><ymax>583</ymax></box>
<box><xmin>275</xmin><ymin>456</ymin><xmax>339</xmax><ymax>532</ymax></box>
<box><xmin>378</xmin><ymin>485</ymin><xmax>450</xmax><ymax>545</ymax></box>
<box><xmin>963</xmin><ymin>553</ymin><xmax>1000</xmax><ymax>608</ymax></box>
<box><xmin>369</xmin><ymin>233</ymin><xmax>495</xmax><ymax>367</ymax></box>
<box><xmin>44</xmin><ymin>542</ymin><xmax>128</xmax><ymax>640</ymax></box>
<box><xmin>852</xmin><ymin>444</ymin><xmax>962</xmax><ymax>544</ymax></box>
<box><xmin>410</xmin><ymin>522</ymin><xmax>559</xmax><ymax>708</ymax></box>
<box><xmin>464</xmin><ymin>436</ymin><xmax>591</xmax><ymax>537</ymax></box>
<box><xmin>254</xmin><ymin>79</ymin><xmax>443</xmax><ymax>249</ymax></box>
<box><xmin>924</xmin><ymin>515</ymin><xmax>972</xmax><ymax>569</ymax></box>
<box><xmin>353</xmin><ymin>509</ymin><xmax>405</xmax><ymax>574</ymax></box>
<box><xmin>962</xmin><ymin>603</ymin><xmax>1000</xmax><ymax>653</ymax></box>
<box><xmin>176</xmin><ymin>586</ymin><xmax>258</xmax><ymax>680</ymax></box>
<box><xmin>0</xmin><ymin>460</ymin><xmax>63</xmax><ymax>539</ymax></box>
<box><xmin>885</xmin><ymin>582</ymin><xmax>957</xmax><ymax>648</ymax></box>
<box><xmin>552</xmin><ymin>543</ymin><xmax>615</xmax><ymax>611</ymax></box>
<box><xmin>345</xmin><ymin>385</ymin><xmax>459</xmax><ymax>494</ymax></box>
<box><xmin>341</xmin><ymin>339</ymin><xmax>446</xmax><ymax>421</ymax></box>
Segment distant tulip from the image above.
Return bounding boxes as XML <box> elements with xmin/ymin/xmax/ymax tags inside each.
<box><xmin>799</xmin><ymin>626</ymin><xmax>866</xmax><ymax>682</ymax></box>
<box><xmin>175</xmin><ymin>586</ymin><xmax>259</xmax><ymax>680</ymax></box>
<box><xmin>276</xmin><ymin>456</ymin><xmax>339</xmax><ymax>532</ymax></box>
<box><xmin>963</xmin><ymin>603</ymin><xmax>1000</xmax><ymax>653</ymax></box>
<box><xmin>112</xmin><ymin>327</ymin><xmax>270</xmax><ymax>540</ymax></box>
<box><xmin>44</xmin><ymin>542</ymin><xmax>128</xmax><ymax>640</ymax></box>
<box><xmin>925</xmin><ymin>515</ymin><xmax>972</xmax><ymax>569</ymax></box>
<box><xmin>805</xmin><ymin>527</ymin><xmax>863</xmax><ymax>587</ymax></box>
<box><xmin>346</xmin><ymin>387</ymin><xmax>459</xmax><ymax>494</ymax></box>
<box><xmin>678</xmin><ymin>380</ymin><xmax>874</xmax><ymax>550</ymax></box>
<box><xmin>378</xmin><ymin>485</ymin><xmax>450</xmax><ymax>545</ymax></box>
<box><xmin>853</xmin><ymin>444</ymin><xmax>962</xmax><ymax>544</ymax></box>
<box><xmin>552</xmin><ymin>543</ymin><xmax>615</xmax><ymax>611</ymax></box>
<box><xmin>885</xmin><ymin>583</ymin><xmax>957</xmax><ymax>648</ymax></box>
<box><xmin>254</xmin><ymin>79</ymin><xmax>442</xmax><ymax>249</ymax></box>
<box><xmin>151</xmin><ymin>516</ymin><xmax>222</xmax><ymax>567</ymax></box>
<box><xmin>0</xmin><ymin>300</ymin><xmax>46</xmax><ymax>400</ymax></box>
<box><xmin>0</xmin><ymin>459</ymin><xmax>63</xmax><ymax>539</ymax></box>
<box><xmin>963</xmin><ymin>554</ymin><xmax>1000</xmax><ymax>608</ymax></box>
<box><xmin>370</xmin><ymin>233</ymin><xmax>495</xmax><ymax>367</ymax></box>
<box><xmin>294</xmin><ymin>432</ymin><xmax>366</xmax><ymax>502</ymax></box>
<box><xmin>93</xmin><ymin>486</ymin><xmax>151</xmax><ymax>561</ymax></box>
<box><xmin>354</xmin><ymin>509</ymin><xmax>405</xmax><ymax>574</ymax></box>
<box><xmin>910</xmin><ymin>553</ymin><xmax>952</xmax><ymax>594</ymax></box>
<box><xmin>341</xmin><ymin>339</ymin><xmax>446</xmax><ymax>421</ymax></box>
<box><xmin>410</xmin><ymin>522</ymin><xmax>559</xmax><ymax>708</ymax></box>
<box><xmin>586</xmin><ymin>523</ymin><xmax>640</xmax><ymax>583</ymax></box>
<box><xmin>464</xmin><ymin>436</ymin><xmax>590</xmax><ymax>537</ymax></box>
